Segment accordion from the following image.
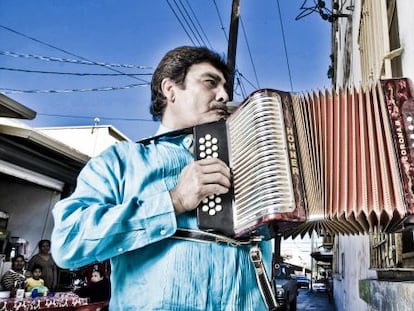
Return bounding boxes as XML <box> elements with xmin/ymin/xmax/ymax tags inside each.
<box><xmin>194</xmin><ymin>78</ymin><xmax>414</xmax><ymax>239</ymax></box>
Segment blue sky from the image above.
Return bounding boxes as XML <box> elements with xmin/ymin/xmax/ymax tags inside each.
<box><xmin>0</xmin><ymin>0</ymin><xmax>331</xmax><ymax>140</ymax></box>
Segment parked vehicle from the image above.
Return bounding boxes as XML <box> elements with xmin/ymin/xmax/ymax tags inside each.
<box><xmin>312</xmin><ymin>279</ymin><xmax>328</xmax><ymax>292</ymax></box>
<box><xmin>273</xmin><ymin>263</ymin><xmax>298</xmax><ymax>311</ymax></box>
<box><xmin>293</xmin><ymin>274</ymin><xmax>310</xmax><ymax>289</ymax></box>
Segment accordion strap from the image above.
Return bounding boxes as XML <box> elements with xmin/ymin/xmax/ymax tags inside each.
<box><xmin>249</xmin><ymin>242</ymin><xmax>279</xmax><ymax>310</ymax></box>
<box><xmin>171</xmin><ymin>228</ymin><xmax>280</xmax><ymax>310</ymax></box>
<box><xmin>172</xmin><ymin>228</ymin><xmax>252</xmax><ymax>246</ymax></box>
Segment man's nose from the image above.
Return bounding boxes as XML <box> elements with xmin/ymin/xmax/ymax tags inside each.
<box><xmin>216</xmin><ymin>85</ymin><xmax>229</xmax><ymax>103</ymax></box>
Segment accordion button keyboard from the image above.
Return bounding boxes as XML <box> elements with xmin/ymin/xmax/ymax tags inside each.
<box><xmin>198</xmin><ymin>133</ymin><xmax>220</xmax><ymax>160</ymax></box>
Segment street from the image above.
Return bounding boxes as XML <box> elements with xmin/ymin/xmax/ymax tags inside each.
<box><xmin>297</xmin><ymin>288</ymin><xmax>336</xmax><ymax>311</ymax></box>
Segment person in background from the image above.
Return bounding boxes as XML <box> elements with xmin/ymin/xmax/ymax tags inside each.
<box><xmin>27</xmin><ymin>240</ymin><xmax>58</xmax><ymax>290</ymax></box>
<box><xmin>1</xmin><ymin>255</ymin><xmax>28</xmax><ymax>291</ymax></box>
<box><xmin>51</xmin><ymin>46</ymin><xmax>272</xmax><ymax>310</ymax></box>
<box><xmin>75</xmin><ymin>268</ymin><xmax>110</xmax><ymax>305</ymax></box>
<box><xmin>25</xmin><ymin>264</ymin><xmax>46</xmax><ymax>292</ymax></box>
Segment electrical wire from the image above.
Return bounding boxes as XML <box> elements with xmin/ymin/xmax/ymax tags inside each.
<box><xmin>212</xmin><ymin>0</ymin><xmax>228</xmax><ymax>41</ymax></box>
<box><xmin>275</xmin><ymin>0</ymin><xmax>294</xmax><ymax>91</ymax></box>
<box><xmin>165</xmin><ymin>0</ymin><xmax>197</xmax><ymax>45</ymax></box>
<box><xmin>177</xmin><ymin>0</ymin><xmax>207</xmax><ymax>46</ymax></box>
<box><xmin>0</xmin><ymin>50</ymin><xmax>151</xmax><ymax>69</ymax></box>
<box><xmin>0</xmin><ymin>67</ymin><xmax>152</xmax><ymax>76</ymax></box>
<box><xmin>240</xmin><ymin>16</ymin><xmax>260</xmax><ymax>89</ymax></box>
<box><xmin>0</xmin><ymin>24</ymin><xmax>149</xmax><ymax>83</ymax></box>
<box><xmin>0</xmin><ymin>83</ymin><xmax>149</xmax><ymax>94</ymax></box>
<box><xmin>37</xmin><ymin>113</ymin><xmax>153</xmax><ymax>122</ymax></box>
<box><xmin>184</xmin><ymin>0</ymin><xmax>213</xmax><ymax>49</ymax></box>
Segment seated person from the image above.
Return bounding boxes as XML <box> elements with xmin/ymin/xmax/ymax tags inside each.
<box><xmin>1</xmin><ymin>255</ymin><xmax>28</xmax><ymax>291</ymax></box>
<box><xmin>25</xmin><ymin>264</ymin><xmax>48</xmax><ymax>295</ymax></box>
<box><xmin>75</xmin><ymin>269</ymin><xmax>110</xmax><ymax>304</ymax></box>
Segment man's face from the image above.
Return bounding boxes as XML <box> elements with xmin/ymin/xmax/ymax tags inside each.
<box><xmin>167</xmin><ymin>62</ymin><xmax>229</xmax><ymax>129</ymax></box>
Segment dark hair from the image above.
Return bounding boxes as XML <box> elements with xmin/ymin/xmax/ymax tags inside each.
<box><xmin>11</xmin><ymin>255</ymin><xmax>25</xmax><ymax>267</ymax></box>
<box><xmin>38</xmin><ymin>239</ymin><xmax>51</xmax><ymax>248</ymax></box>
<box><xmin>31</xmin><ymin>264</ymin><xmax>43</xmax><ymax>273</ymax></box>
<box><xmin>150</xmin><ymin>46</ymin><xmax>230</xmax><ymax>121</ymax></box>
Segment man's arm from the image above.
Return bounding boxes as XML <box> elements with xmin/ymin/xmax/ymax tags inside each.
<box><xmin>51</xmin><ymin>143</ymin><xmax>178</xmax><ymax>269</ymax></box>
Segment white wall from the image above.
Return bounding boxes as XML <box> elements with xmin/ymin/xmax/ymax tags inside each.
<box><xmin>397</xmin><ymin>0</ymin><xmax>414</xmax><ymax>81</ymax></box>
<box><xmin>0</xmin><ymin>174</ymin><xmax>61</xmax><ymax>260</ymax></box>
<box><xmin>334</xmin><ymin>235</ymin><xmax>376</xmax><ymax>311</ymax></box>
<box><xmin>39</xmin><ymin>126</ymin><xmax>125</xmax><ymax>157</ymax></box>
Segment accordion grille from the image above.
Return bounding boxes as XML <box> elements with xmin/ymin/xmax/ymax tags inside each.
<box><xmin>228</xmin><ymin>91</ymin><xmax>296</xmax><ymax>231</ymax></box>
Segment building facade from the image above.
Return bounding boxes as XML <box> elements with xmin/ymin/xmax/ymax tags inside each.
<box><xmin>330</xmin><ymin>0</ymin><xmax>414</xmax><ymax>310</ymax></box>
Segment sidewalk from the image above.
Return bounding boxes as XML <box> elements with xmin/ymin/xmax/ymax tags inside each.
<box><xmin>297</xmin><ymin>289</ymin><xmax>336</xmax><ymax>311</ymax></box>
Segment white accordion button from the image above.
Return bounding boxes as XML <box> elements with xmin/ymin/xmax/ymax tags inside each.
<box><xmin>202</xmin><ymin>205</ymin><xmax>209</xmax><ymax>212</ymax></box>
<box><xmin>215</xmin><ymin>205</ymin><xmax>222</xmax><ymax>212</ymax></box>
<box><xmin>208</xmin><ymin>209</ymin><xmax>216</xmax><ymax>216</ymax></box>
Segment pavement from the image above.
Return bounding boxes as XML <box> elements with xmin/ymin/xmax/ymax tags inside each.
<box><xmin>297</xmin><ymin>288</ymin><xmax>336</xmax><ymax>311</ymax></box>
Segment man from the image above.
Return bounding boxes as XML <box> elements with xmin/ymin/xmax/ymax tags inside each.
<box><xmin>51</xmin><ymin>46</ymin><xmax>272</xmax><ymax>310</ymax></box>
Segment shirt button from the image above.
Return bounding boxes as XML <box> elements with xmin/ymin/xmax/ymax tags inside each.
<box><xmin>183</xmin><ymin>136</ymin><xmax>193</xmax><ymax>148</ymax></box>
<box><xmin>117</xmin><ymin>247</ymin><xmax>123</xmax><ymax>253</ymax></box>
<box><xmin>160</xmin><ymin>229</ymin><xmax>167</xmax><ymax>236</ymax></box>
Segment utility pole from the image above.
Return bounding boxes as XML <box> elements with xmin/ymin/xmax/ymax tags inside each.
<box><xmin>227</xmin><ymin>0</ymin><xmax>240</xmax><ymax>101</ymax></box>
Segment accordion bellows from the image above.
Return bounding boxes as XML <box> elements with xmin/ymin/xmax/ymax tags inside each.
<box><xmin>195</xmin><ymin>78</ymin><xmax>414</xmax><ymax>239</ymax></box>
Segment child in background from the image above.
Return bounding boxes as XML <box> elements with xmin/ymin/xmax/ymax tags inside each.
<box><xmin>25</xmin><ymin>264</ymin><xmax>48</xmax><ymax>295</ymax></box>
<box><xmin>75</xmin><ymin>269</ymin><xmax>110</xmax><ymax>306</ymax></box>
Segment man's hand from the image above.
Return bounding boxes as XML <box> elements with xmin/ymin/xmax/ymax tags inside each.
<box><xmin>170</xmin><ymin>158</ymin><xmax>231</xmax><ymax>214</ymax></box>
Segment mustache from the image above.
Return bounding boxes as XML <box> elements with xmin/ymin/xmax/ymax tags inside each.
<box><xmin>211</xmin><ymin>103</ymin><xmax>229</xmax><ymax>117</ymax></box>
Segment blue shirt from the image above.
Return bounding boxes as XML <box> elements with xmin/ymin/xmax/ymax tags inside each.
<box><xmin>51</xmin><ymin>130</ymin><xmax>272</xmax><ymax>310</ymax></box>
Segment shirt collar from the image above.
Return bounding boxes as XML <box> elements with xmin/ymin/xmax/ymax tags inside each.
<box><xmin>156</xmin><ymin>123</ymin><xmax>173</xmax><ymax>136</ymax></box>
<box><xmin>156</xmin><ymin>124</ymin><xmax>193</xmax><ymax>150</ymax></box>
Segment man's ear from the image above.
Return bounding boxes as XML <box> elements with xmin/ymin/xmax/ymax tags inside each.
<box><xmin>161</xmin><ymin>78</ymin><xmax>175</xmax><ymax>103</ymax></box>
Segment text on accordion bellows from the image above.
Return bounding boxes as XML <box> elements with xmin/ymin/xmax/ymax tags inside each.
<box><xmin>396</xmin><ymin>120</ymin><xmax>408</xmax><ymax>158</ymax></box>
<box><xmin>286</xmin><ymin>127</ymin><xmax>299</xmax><ymax>176</ymax></box>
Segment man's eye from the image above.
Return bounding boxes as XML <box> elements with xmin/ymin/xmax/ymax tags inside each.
<box><xmin>205</xmin><ymin>80</ymin><xmax>217</xmax><ymax>87</ymax></box>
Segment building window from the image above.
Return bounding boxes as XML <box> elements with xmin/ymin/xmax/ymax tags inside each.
<box><xmin>358</xmin><ymin>0</ymin><xmax>402</xmax><ymax>84</ymax></box>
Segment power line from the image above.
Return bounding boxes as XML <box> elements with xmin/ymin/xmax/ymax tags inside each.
<box><xmin>176</xmin><ymin>0</ymin><xmax>206</xmax><ymax>46</ymax></box>
<box><xmin>184</xmin><ymin>0</ymin><xmax>213</xmax><ymax>49</ymax></box>
<box><xmin>0</xmin><ymin>67</ymin><xmax>153</xmax><ymax>77</ymax></box>
<box><xmin>0</xmin><ymin>24</ymin><xmax>149</xmax><ymax>83</ymax></box>
<box><xmin>240</xmin><ymin>16</ymin><xmax>260</xmax><ymax>89</ymax></box>
<box><xmin>212</xmin><ymin>0</ymin><xmax>228</xmax><ymax>41</ymax></box>
<box><xmin>165</xmin><ymin>0</ymin><xmax>197</xmax><ymax>45</ymax></box>
<box><xmin>235</xmin><ymin>70</ymin><xmax>257</xmax><ymax>90</ymax></box>
<box><xmin>37</xmin><ymin>113</ymin><xmax>153</xmax><ymax>122</ymax></box>
<box><xmin>0</xmin><ymin>50</ymin><xmax>151</xmax><ymax>69</ymax></box>
<box><xmin>0</xmin><ymin>83</ymin><xmax>149</xmax><ymax>94</ymax></box>
<box><xmin>275</xmin><ymin>0</ymin><xmax>294</xmax><ymax>91</ymax></box>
